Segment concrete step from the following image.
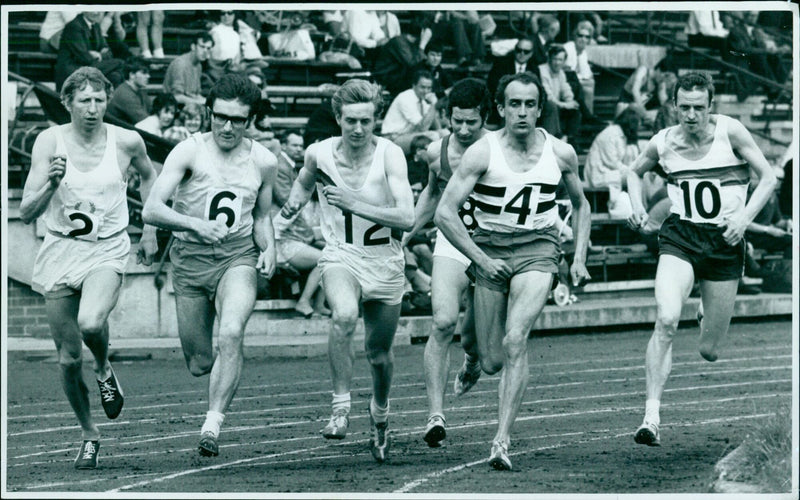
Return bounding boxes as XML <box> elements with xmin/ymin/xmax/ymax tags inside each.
<box><xmin>6</xmin><ymin>293</ymin><xmax>791</xmax><ymax>359</ymax></box>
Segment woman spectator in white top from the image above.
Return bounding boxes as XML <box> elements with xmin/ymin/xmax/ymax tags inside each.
<box><xmin>563</xmin><ymin>20</ymin><xmax>596</xmax><ymax>114</ymax></box>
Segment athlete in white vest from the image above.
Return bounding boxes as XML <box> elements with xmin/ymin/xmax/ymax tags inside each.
<box><xmin>627</xmin><ymin>72</ymin><xmax>777</xmax><ymax>447</ymax></box>
<box><xmin>21</xmin><ymin>67</ymin><xmax>159</xmax><ymax>470</ymax></box>
<box><xmin>401</xmin><ymin>78</ymin><xmax>492</xmax><ymax>448</ymax></box>
<box><xmin>279</xmin><ymin>79</ymin><xmax>415</xmax><ymax>463</ymax></box>
<box><xmin>143</xmin><ymin>73</ymin><xmax>278</xmax><ymax>457</ymax></box>
<box><xmin>436</xmin><ymin>72</ymin><xmax>592</xmax><ymax>470</ymax></box>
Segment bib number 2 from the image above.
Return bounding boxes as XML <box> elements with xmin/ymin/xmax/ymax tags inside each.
<box><xmin>679</xmin><ymin>179</ymin><xmax>721</xmax><ymax>221</ymax></box>
<box><xmin>66</xmin><ymin>210</ymin><xmax>99</xmax><ymax>241</ymax></box>
<box><xmin>206</xmin><ymin>190</ymin><xmax>242</xmax><ymax>231</ymax></box>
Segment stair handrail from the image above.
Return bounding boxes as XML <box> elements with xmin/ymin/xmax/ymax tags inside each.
<box><xmin>604</xmin><ymin>13</ymin><xmax>790</xmax><ymax>94</ymax></box>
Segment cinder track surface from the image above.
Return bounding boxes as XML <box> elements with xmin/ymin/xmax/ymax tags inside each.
<box><xmin>4</xmin><ymin>320</ymin><xmax>793</xmax><ymax>495</ymax></box>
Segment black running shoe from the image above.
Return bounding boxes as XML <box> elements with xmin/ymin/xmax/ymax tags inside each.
<box><xmin>198</xmin><ymin>432</ymin><xmax>219</xmax><ymax>457</ymax></box>
<box><xmin>368</xmin><ymin>406</ymin><xmax>390</xmax><ymax>463</ymax></box>
<box><xmin>74</xmin><ymin>440</ymin><xmax>99</xmax><ymax>469</ymax></box>
<box><xmin>97</xmin><ymin>365</ymin><xmax>124</xmax><ymax>419</ymax></box>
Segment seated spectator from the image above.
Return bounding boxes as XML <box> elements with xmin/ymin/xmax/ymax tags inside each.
<box><xmin>563</xmin><ymin>20</ymin><xmax>596</xmax><ymax>114</ymax></box>
<box><xmin>208</xmin><ymin>10</ymin><xmax>244</xmax><ymax>80</ymax></box>
<box><xmin>179</xmin><ymin>102</ymin><xmax>207</xmax><ymax>134</ymax></box>
<box><xmin>54</xmin><ymin>11</ymin><xmax>125</xmax><ymax>91</ymax></box>
<box><xmin>584</xmin><ymin>106</ymin><xmax>644</xmax><ymax>218</ymax></box>
<box><xmin>107</xmin><ymin>58</ymin><xmax>151</xmax><ymax>125</ymax></box>
<box><xmin>685</xmin><ymin>11</ymin><xmax>728</xmax><ymax>51</ymax></box>
<box><xmin>745</xmin><ymin>166</ymin><xmax>792</xmax><ymax>258</ymax></box>
<box><xmin>135</xmin><ymin>93</ymin><xmax>178</xmax><ymax>137</ymax></box>
<box><xmin>413</xmin><ymin>41</ymin><xmax>454</xmax><ymax>98</ymax></box>
<box><xmin>530</xmin><ymin>14</ymin><xmax>560</xmax><ymax>66</ymax></box>
<box><xmin>381</xmin><ymin>69</ymin><xmax>448</xmax><ymax>154</ymax></box>
<box><xmin>163</xmin><ymin>33</ymin><xmax>213</xmax><ymax>107</ymax></box>
<box><xmin>424</xmin><ymin>11</ymin><xmax>486</xmax><ymax>67</ymax></box>
<box><xmin>342</xmin><ymin>9</ymin><xmax>396</xmax><ymax>58</ymax></box>
<box><xmin>39</xmin><ymin>11</ymin><xmax>78</xmax><ymax>53</ymax></box>
<box><xmin>266</xmin><ymin>12</ymin><xmax>316</xmax><ymax>61</ymax></box>
<box><xmin>372</xmin><ymin>29</ymin><xmax>424</xmax><ymax>97</ymax></box>
<box><xmin>407</xmin><ymin>135</ymin><xmax>433</xmax><ymax>188</ymax></box>
<box><xmin>136</xmin><ymin>10</ymin><xmax>165</xmax><ymax>58</ymax></box>
<box><xmin>652</xmin><ymin>72</ymin><xmax>679</xmax><ymax>133</ymax></box>
<box><xmin>272</xmin><ymin>131</ymin><xmax>328</xmax><ymax>317</ymax></box>
<box><xmin>538</xmin><ymin>44</ymin><xmax>582</xmax><ymax>147</ymax></box>
<box><xmin>321</xmin><ymin>10</ymin><xmax>344</xmax><ymax>36</ymax></box>
<box><xmin>615</xmin><ymin>57</ymin><xmax>675</xmax><ymax>123</ymax></box>
<box><xmin>724</xmin><ymin>11</ymin><xmax>789</xmax><ymax>100</ymax></box>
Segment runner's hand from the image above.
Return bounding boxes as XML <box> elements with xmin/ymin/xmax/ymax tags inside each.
<box><xmin>721</xmin><ymin>215</ymin><xmax>747</xmax><ymax>246</ymax></box>
<box><xmin>192</xmin><ymin>219</ymin><xmax>228</xmax><ymax>244</ymax></box>
<box><xmin>136</xmin><ymin>231</ymin><xmax>159</xmax><ymax>266</ymax></box>
<box><xmin>256</xmin><ymin>247</ymin><xmax>276</xmax><ymax>279</ymax></box>
<box><xmin>321</xmin><ymin>186</ymin><xmax>353</xmax><ymax>212</ymax></box>
<box><xmin>478</xmin><ymin>256</ymin><xmax>511</xmax><ymax>282</ymax></box>
<box><xmin>569</xmin><ymin>261</ymin><xmax>591</xmax><ymax>287</ymax></box>
<box><xmin>49</xmin><ymin>155</ymin><xmax>66</xmax><ymax>188</ymax></box>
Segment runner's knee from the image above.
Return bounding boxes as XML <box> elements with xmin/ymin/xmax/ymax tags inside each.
<box><xmin>77</xmin><ymin>312</ymin><xmax>106</xmax><ymax>338</ymax></box>
<box><xmin>331</xmin><ymin>307</ymin><xmax>359</xmax><ymax>335</ymax></box>
<box><xmin>431</xmin><ymin>310</ymin><xmax>458</xmax><ymax>337</ymax></box>
<box><xmin>187</xmin><ymin>354</ymin><xmax>214</xmax><ymax>376</ymax></box>
<box><xmin>502</xmin><ymin>331</ymin><xmax>527</xmax><ymax>359</ymax></box>
<box><xmin>481</xmin><ymin>356</ymin><xmax>503</xmax><ymax>375</ymax></box>
<box><xmin>366</xmin><ymin>347</ymin><xmax>393</xmax><ymax>368</ymax></box>
<box><xmin>58</xmin><ymin>350</ymin><xmax>82</xmax><ymax>372</ymax></box>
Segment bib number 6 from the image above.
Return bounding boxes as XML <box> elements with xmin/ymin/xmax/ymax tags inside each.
<box><xmin>206</xmin><ymin>190</ymin><xmax>242</xmax><ymax>231</ymax></box>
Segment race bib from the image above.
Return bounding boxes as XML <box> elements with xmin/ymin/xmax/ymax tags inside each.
<box><xmin>342</xmin><ymin>212</ymin><xmax>392</xmax><ymax>246</ymax></box>
<box><xmin>676</xmin><ymin>178</ymin><xmax>722</xmax><ymax>223</ymax></box>
<box><xmin>65</xmin><ymin>209</ymin><xmax>100</xmax><ymax>241</ymax></box>
<box><xmin>205</xmin><ymin>189</ymin><xmax>243</xmax><ymax>232</ymax></box>
<box><xmin>501</xmin><ymin>184</ymin><xmax>541</xmax><ymax>229</ymax></box>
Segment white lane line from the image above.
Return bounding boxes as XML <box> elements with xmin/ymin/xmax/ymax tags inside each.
<box><xmin>6</xmin><ymin>352</ymin><xmax>791</xmax><ymax>422</ymax></box>
<box><xmin>393</xmin><ymin>412</ymin><xmax>777</xmax><ymax>493</ymax></box>
<box><xmin>6</xmin><ymin>341</ymin><xmax>790</xmax><ymax>411</ymax></box>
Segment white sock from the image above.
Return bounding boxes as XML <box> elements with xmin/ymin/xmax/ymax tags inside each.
<box><xmin>370</xmin><ymin>397</ymin><xmax>389</xmax><ymax>423</ymax></box>
<box><xmin>200</xmin><ymin>410</ymin><xmax>225</xmax><ymax>437</ymax></box>
<box><xmin>644</xmin><ymin>399</ymin><xmax>660</xmax><ymax>425</ymax></box>
<box><xmin>331</xmin><ymin>392</ymin><xmax>350</xmax><ymax>415</ymax></box>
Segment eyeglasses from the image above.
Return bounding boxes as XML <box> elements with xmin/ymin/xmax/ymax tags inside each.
<box><xmin>516</xmin><ymin>47</ymin><xmax>533</xmax><ymax>54</ymax></box>
<box><xmin>211</xmin><ymin>111</ymin><xmax>249</xmax><ymax>127</ymax></box>
<box><xmin>221</xmin><ymin>11</ymin><xmax>235</xmax><ymax>16</ymax></box>
<box><xmin>576</xmin><ymin>34</ymin><xmax>591</xmax><ymax>39</ymax></box>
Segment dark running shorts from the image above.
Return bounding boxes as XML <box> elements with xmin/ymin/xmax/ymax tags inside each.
<box><xmin>170</xmin><ymin>234</ymin><xmax>259</xmax><ymax>298</ymax></box>
<box><xmin>658</xmin><ymin>213</ymin><xmax>745</xmax><ymax>281</ymax></box>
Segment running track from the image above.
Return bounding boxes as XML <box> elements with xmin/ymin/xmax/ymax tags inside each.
<box><xmin>3</xmin><ymin>319</ymin><xmax>794</xmax><ymax>495</ymax></box>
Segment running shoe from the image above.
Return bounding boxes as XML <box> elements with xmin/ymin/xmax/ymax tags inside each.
<box><xmin>423</xmin><ymin>414</ymin><xmax>446</xmax><ymax>448</ymax></box>
<box><xmin>368</xmin><ymin>406</ymin><xmax>390</xmax><ymax>463</ymax></box>
<box><xmin>489</xmin><ymin>441</ymin><xmax>512</xmax><ymax>470</ymax></box>
<box><xmin>454</xmin><ymin>359</ymin><xmax>482</xmax><ymax>396</ymax></box>
<box><xmin>74</xmin><ymin>440</ymin><xmax>99</xmax><ymax>469</ymax></box>
<box><xmin>198</xmin><ymin>432</ymin><xmax>219</xmax><ymax>456</ymax></box>
<box><xmin>321</xmin><ymin>408</ymin><xmax>349</xmax><ymax>440</ymax></box>
<box><xmin>97</xmin><ymin>365</ymin><xmax>124</xmax><ymax>419</ymax></box>
<box><xmin>634</xmin><ymin>421</ymin><xmax>661</xmax><ymax>446</ymax></box>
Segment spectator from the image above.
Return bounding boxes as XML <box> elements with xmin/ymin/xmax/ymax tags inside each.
<box><xmin>372</xmin><ymin>26</ymin><xmax>424</xmax><ymax>96</ymax></box>
<box><xmin>107</xmin><ymin>58</ymin><xmax>151</xmax><ymax>125</ymax></box>
<box><xmin>208</xmin><ymin>10</ymin><xmax>244</xmax><ymax>80</ymax></box>
<box><xmin>135</xmin><ymin>93</ymin><xmax>178</xmax><ymax>137</ymax></box>
<box><xmin>685</xmin><ymin>11</ymin><xmax>729</xmax><ymax>51</ymax></box>
<box><xmin>614</xmin><ymin>57</ymin><xmax>675</xmax><ymax>123</ymax></box>
<box><xmin>342</xmin><ymin>9</ymin><xmax>393</xmax><ymax>52</ymax></box>
<box><xmin>163</xmin><ymin>33</ymin><xmax>213</xmax><ymax>107</ymax></box>
<box><xmin>424</xmin><ymin>11</ymin><xmax>486</xmax><ymax>67</ymax></box>
<box><xmin>271</xmin><ymin>131</ymin><xmax>328</xmax><ymax>317</ymax></box>
<box><xmin>321</xmin><ymin>10</ymin><xmax>344</xmax><ymax>36</ymax></box>
<box><xmin>563</xmin><ymin>20</ymin><xmax>596</xmax><ymax>113</ymax></box>
<box><xmin>136</xmin><ymin>10</ymin><xmax>165</xmax><ymax>58</ymax></box>
<box><xmin>407</xmin><ymin>135</ymin><xmax>433</xmax><ymax>188</ymax></box>
<box><xmin>531</xmin><ymin>14</ymin><xmax>560</xmax><ymax>67</ymax></box>
<box><xmin>244</xmin><ymin>66</ymin><xmax>268</xmax><ymax>100</ymax></box>
<box><xmin>381</xmin><ymin>69</ymin><xmax>448</xmax><ymax>154</ymax></box>
<box><xmin>413</xmin><ymin>41</ymin><xmax>454</xmax><ymax>99</ymax></box>
<box><xmin>246</xmin><ymin>99</ymin><xmax>281</xmax><ymax>157</ymax></box>
<box><xmin>652</xmin><ymin>72</ymin><xmax>679</xmax><ymax>132</ymax></box>
<box><xmin>745</xmin><ymin>166</ymin><xmax>792</xmax><ymax>258</ymax></box>
<box><xmin>537</xmin><ymin>44</ymin><xmax>582</xmax><ymax>147</ymax></box>
<box><xmin>583</xmin><ymin>106</ymin><xmax>644</xmax><ymax>218</ymax></box>
<box><xmin>179</xmin><ymin>102</ymin><xmax>207</xmax><ymax>134</ymax></box>
<box><xmin>39</xmin><ymin>10</ymin><xmax>78</xmax><ymax>53</ymax></box>
<box><xmin>54</xmin><ymin>11</ymin><xmax>125</xmax><ymax>91</ymax></box>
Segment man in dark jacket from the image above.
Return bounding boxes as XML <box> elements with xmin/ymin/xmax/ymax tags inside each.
<box><xmin>107</xmin><ymin>58</ymin><xmax>151</xmax><ymax>125</ymax></box>
<box><xmin>55</xmin><ymin>11</ymin><xmax>124</xmax><ymax>91</ymax></box>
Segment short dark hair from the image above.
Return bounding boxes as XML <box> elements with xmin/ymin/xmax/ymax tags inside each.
<box><xmin>425</xmin><ymin>41</ymin><xmax>444</xmax><ymax>55</ymax></box>
<box><xmin>61</xmin><ymin>66</ymin><xmax>113</xmax><ymax>104</ymax></box>
<box><xmin>448</xmin><ymin>78</ymin><xmax>491</xmax><ymax>121</ymax></box>
<box><xmin>252</xmin><ymin>99</ymin><xmax>273</xmax><ymax>132</ymax></box>
<box><xmin>536</xmin><ymin>14</ymin><xmax>558</xmax><ymax>33</ymax></box>
<box><xmin>123</xmin><ymin>58</ymin><xmax>149</xmax><ymax>80</ymax></box>
<box><xmin>495</xmin><ymin>72</ymin><xmax>547</xmax><ymax>110</ymax></box>
<box><xmin>206</xmin><ymin>73</ymin><xmax>262</xmax><ymax>118</ymax></box>
<box><xmin>547</xmin><ymin>44</ymin><xmax>566</xmax><ymax>60</ymax></box>
<box><xmin>152</xmin><ymin>92</ymin><xmax>178</xmax><ymax>114</ymax></box>
<box><xmin>412</xmin><ymin>69</ymin><xmax>434</xmax><ymax>86</ymax></box>
<box><xmin>614</xmin><ymin>106</ymin><xmax>642</xmax><ymax>144</ymax></box>
<box><xmin>194</xmin><ymin>32</ymin><xmax>214</xmax><ymax>47</ymax></box>
<box><xmin>673</xmin><ymin>71</ymin><xmax>715</xmax><ymax>105</ymax></box>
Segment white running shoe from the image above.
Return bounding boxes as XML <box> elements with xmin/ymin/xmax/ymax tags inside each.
<box><xmin>321</xmin><ymin>409</ymin><xmax>349</xmax><ymax>440</ymax></box>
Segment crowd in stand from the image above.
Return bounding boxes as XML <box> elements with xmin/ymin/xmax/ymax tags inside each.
<box><xmin>27</xmin><ymin>8</ymin><xmax>794</xmax><ymax>312</ymax></box>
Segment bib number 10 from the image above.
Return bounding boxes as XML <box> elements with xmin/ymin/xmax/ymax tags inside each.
<box><xmin>679</xmin><ymin>179</ymin><xmax>721</xmax><ymax>220</ymax></box>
